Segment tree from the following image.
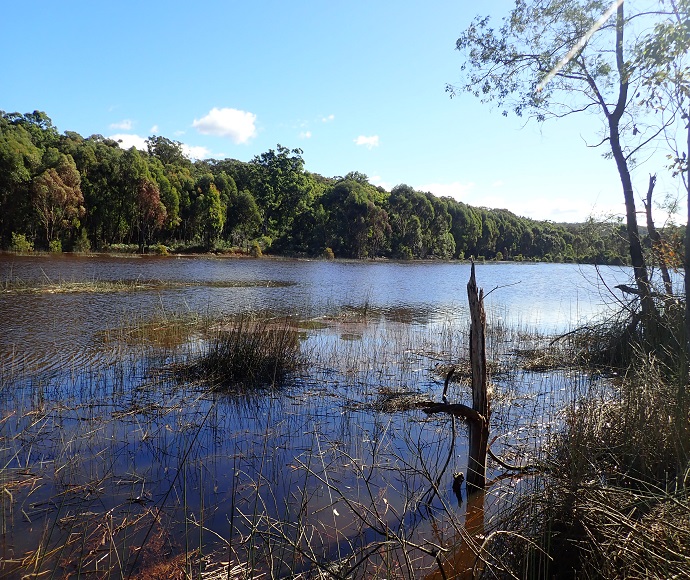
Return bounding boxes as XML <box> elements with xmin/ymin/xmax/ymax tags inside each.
<box><xmin>323</xmin><ymin>179</ymin><xmax>391</xmax><ymax>258</ymax></box>
<box><xmin>32</xmin><ymin>153</ymin><xmax>85</xmax><ymax>247</ymax></box>
<box><xmin>227</xmin><ymin>189</ymin><xmax>262</xmax><ymax>251</ymax></box>
<box><xmin>134</xmin><ymin>178</ymin><xmax>166</xmax><ymax>251</ymax></box>
<box><xmin>250</xmin><ymin>145</ymin><xmax>315</xmax><ymax>238</ymax></box>
<box><xmin>452</xmin><ymin>0</ymin><xmax>678</xmax><ymax>323</ymax></box>
<box><xmin>195</xmin><ymin>179</ymin><xmax>226</xmax><ymax>250</ymax></box>
<box><xmin>0</xmin><ymin>114</ymin><xmax>41</xmax><ymax>245</ymax></box>
<box><xmin>146</xmin><ymin>135</ymin><xmax>190</xmax><ymax>167</ymax></box>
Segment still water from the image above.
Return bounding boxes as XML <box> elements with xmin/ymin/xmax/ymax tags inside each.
<box><xmin>0</xmin><ymin>254</ymin><xmax>633</xmax><ymax>361</ymax></box>
<box><xmin>0</xmin><ymin>254</ymin><xmax>638</xmax><ymax>577</ymax></box>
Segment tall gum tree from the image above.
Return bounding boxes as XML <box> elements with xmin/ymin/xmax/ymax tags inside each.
<box><xmin>635</xmin><ymin>0</ymin><xmax>690</xmax><ymax>372</ymax></box>
<box><xmin>451</xmin><ymin>0</ymin><xmax>680</xmax><ymax>324</ymax></box>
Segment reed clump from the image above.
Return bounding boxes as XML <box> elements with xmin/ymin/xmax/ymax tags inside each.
<box><xmin>188</xmin><ymin>316</ymin><xmax>304</xmax><ymax>390</ymax></box>
<box><xmin>481</xmin><ymin>318</ymin><xmax>690</xmax><ymax>579</ymax></box>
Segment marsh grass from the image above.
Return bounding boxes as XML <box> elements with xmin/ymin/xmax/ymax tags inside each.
<box><xmin>478</xmin><ymin>333</ymin><xmax>690</xmax><ymax>579</ymax></box>
<box><xmin>1</xmin><ymin>277</ymin><xmax>296</xmax><ymax>295</ymax></box>
<box><xmin>184</xmin><ymin>316</ymin><xmax>305</xmax><ymax>390</ymax></box>
<box><xmin>6</xmin><ymin>298</ymin><xmax>672</xmax><ymax>579</ymax></box>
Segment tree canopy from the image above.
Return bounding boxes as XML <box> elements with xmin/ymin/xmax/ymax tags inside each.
<box><xmin>0</xmin><ymin>109</ymin><xmax>677</xmax><ymax>265</ymax></box>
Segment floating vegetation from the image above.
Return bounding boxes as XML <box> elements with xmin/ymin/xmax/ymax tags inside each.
<box><xmin>1</xmin><ymin>278</ymin><xmax>297</xmax><ymax>294</ymax></box>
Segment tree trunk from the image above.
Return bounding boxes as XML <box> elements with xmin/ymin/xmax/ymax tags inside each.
<box><xmin>681</xmin><ymin>108</ymin><xmax>690</xmax><ymax>388</ymax></box>
<box><xmin>466</xmin><ymin>261</ymin><xmax>490</xmax><ymax>493</ymax></box>
<box><xmin>610</xmin><ymin>2</ymin><xmax>657</xmax><ymax>326</ymax></box>
<box><xmin>644</xmin><ymin>174</ymin><xmax>673</xmax><ymax>295</ymax></box>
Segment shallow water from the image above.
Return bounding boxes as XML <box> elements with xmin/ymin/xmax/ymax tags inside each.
<box><xmin>0</xmin><ymin>254</ymin><xmax>632</xmax><ymax>577</ymax></box>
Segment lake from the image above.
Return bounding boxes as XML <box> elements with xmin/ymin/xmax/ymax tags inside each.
<box><xmin>0</xmin><ymin>254</ymin><xmax>639</xmax><ymax>578</ymax></box>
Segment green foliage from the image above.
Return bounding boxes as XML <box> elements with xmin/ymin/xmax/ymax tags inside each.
<box><xmin>150</xmin><ymin>243</ymin><xmax>169</xmax><ymax>255</ymax></box>
<box><xmin>10</xmin><ymin>232</ymin><xmax>33</xmax><ymax>252</ymax></box>
<box><xmin>0</xmin><ymin>110</ymin><xmax>646</xmax><ymax>264</ymax></box>
<box><xmin>250</xmin><ymin>241</ymin><xmax>263</xmax><ymax>258</ymax></box>
<box><xmin>48</xmin><ymin>239</ymin><xmax>62</xmax><ymax>253</ymax></box>
<box><xmin>73</xmin><ymin>228</ymin><xmax>91</xmax><ymax>253</ymax></box>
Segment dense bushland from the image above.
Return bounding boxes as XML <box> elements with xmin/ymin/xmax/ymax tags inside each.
<box><xmin>1</xmin><ymin>110</ymin><xmax>668</xmax><ymax>263</ymax></box>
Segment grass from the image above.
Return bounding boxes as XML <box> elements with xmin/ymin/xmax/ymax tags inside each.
<box><xmin>1</xmin><ymin>277</ymin><xmax>296</xmax><ymax>294</ymax></box>
<box><xmin>184</xmin><ymin>316</ymin><xmax>305</xmax><ymax>390</ymax></box>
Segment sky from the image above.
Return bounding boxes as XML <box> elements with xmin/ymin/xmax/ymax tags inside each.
<box><xmin>2</xmin><ymin>0</ymin><xmax>683</xmax><ymax>223</ymax></box>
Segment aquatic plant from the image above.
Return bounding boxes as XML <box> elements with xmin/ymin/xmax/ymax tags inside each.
<box><xmin>187</xmin><ymin>316</ymin><xmax>304</xmax><ymax>390</ymax></box>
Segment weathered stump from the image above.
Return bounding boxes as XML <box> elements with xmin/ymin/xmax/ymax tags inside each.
<box><xmin>466</xmin><ymin>261</ymin><xmax>490</xmax><ymax>492</ymax></box>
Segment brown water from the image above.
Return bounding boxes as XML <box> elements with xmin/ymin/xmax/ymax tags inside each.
<box><xmin>0</xmin><ymin>254</ymin><xmax>630</xmax><ymax>577</ymax></box>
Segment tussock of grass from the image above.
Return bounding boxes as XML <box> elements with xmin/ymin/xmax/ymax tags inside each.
<box><xmin>186</xmin><ymin>317</ymin><xmax>304</xmax><ymax>390</ymax></box>
<box><xmin>481</xmin><ymin>340</ymin><xmax>690</xmax><ymax>579</ymax></box>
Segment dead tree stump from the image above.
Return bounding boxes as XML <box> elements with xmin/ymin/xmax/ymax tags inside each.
<box><xmin>423</xmin><ymin>262</ymin><xmax>490</xmax><ymax>493</ymax></box>
<box><xmin>466</xmin><ymin>261</ymin><xmax>490</xmax><ymax>492</ymax></box>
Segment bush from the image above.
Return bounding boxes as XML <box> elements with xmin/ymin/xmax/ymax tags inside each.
<box><xmin>48</xmin><ymin>239</ymin><xmax>62</xmax><ymax>253</ymax></box>
<box><xmin>250</xmin><ymin>241</ymin><xmax>263</xmax><ymax>258</ymax></box>
<box><xmin>322</xmin><ymin>247</ymin><xmax>335</xmax><ymax>260</ymax></box>
<box><xmin>150</xmin><ymin>243</ymin><xmax>169</xmax><ymax>256</ymax></box>
<box><xmin>10</xmin><ymin>232</ymin><xmax>33</xmax><ymax>253</ymax></box>
<box><xmin>485</xmin><ymin>327</ymin><xmax>690</xmax><ymax>579</ymax></box>
<box><xmin>73</xmin><ymin>229</ymin><xmax>91</xmax><ymax>253</ymax></box>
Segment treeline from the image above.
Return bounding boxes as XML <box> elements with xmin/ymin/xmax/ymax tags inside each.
<box><xmin>0</xmin><ymin>110</ymin><xmax>680</xmax><ymax>263</ymax></box>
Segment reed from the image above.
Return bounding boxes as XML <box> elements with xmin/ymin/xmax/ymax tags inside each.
<box><xmin>186</xmin><ymin>316</ymin><xmax>304</xmax><ymax>390</ymax></box>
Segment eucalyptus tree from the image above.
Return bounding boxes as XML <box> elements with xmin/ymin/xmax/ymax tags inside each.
<box><xmin>250</xmin><ymin>145</ymin><xmax>316</xmax><ymax>240</ymax></box>
<box><xmin>452</xmin><ymin>0</ymin><xmax>682</xmax><ymax>322</ymax></box>
<box><xmin>0</xmin><ymin>114</ymin><xmax>41</xmax><ymax>245</ymax></box>
<box><xmin>32</xmin><ymin>152</ymin><xmax>85</xmax><ymax>248</ymax></box>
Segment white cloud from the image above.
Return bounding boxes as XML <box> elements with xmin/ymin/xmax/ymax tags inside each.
<box><xmin>299</xmin><ymin>131</ymin><xmax>312</xmax><ymax>139</ymax></box>
<box><xmin>150</xmin><ymin>125</ymin><xmax>159</xmax><ymax>134</ymax></box>
<box><xmin>192</xmin><ymin>107</ymin><xmax>257</xmax><ymax>143</ymax></box>
<box><xmin>110</xmin><ymin>119</ymin><xmax>133</xmax><ymax>130</ymax></box>
<box><xmin>110</xmin><ymin>133</ymin><xmax>147</xmax><ymax>151</ymax></box>
<box><xmin>181</xmin><ymin>144</ymin><xmax>212</xmax><ymax>160</ymax></box>
<box><xmin>354</xmin><ymin>135</ymin><xmax>379</xmax><ymax>149</ymax></box>
<box><xmin>370</xmin><ymin>175</ymin><xmax>392</xmax><ymax>191</ymax></box>
<box><xmin>322</xmin><ymin>114</ymin><xmax>335</xmax><ymax>123</ymax></box>
<box><xmin>417</xmin><ymin>181</ymin><xmax>475</xmax><ymax>201</ymax></box>
<box><xmin>110</xmin><ymin>134</ymin><xmax>214</xmax><ymax>161</ymax></box>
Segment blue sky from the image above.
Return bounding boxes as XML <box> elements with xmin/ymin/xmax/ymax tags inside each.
<box><xmin>3</xmin><ymin>1</ymin><xmax>681</xmax><ymax>223</ymax></box>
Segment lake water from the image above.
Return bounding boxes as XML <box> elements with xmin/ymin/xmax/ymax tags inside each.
<box><xmin>0</xmin><ymin>254</ymin><xmax>640</xmax><ymax>577</ymax></box>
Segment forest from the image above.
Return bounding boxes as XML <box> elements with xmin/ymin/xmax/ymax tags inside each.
<box><xmin>0</xmin><ymin>110</ymin><xmax>680</xmax><ymax>264</ymax></box>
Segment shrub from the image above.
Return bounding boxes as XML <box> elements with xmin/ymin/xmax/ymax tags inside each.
<box><xmin>49</xmin><ymin>239</ymin><xmax>62</xmax><ymax>253</ymax></box>
<box><xmin>10</xmin><ymin>232</ymin><xmax>33</xmax><ymax>253</ymax></box>
<box><xmin>73</xmin><ymin>229</ymin><xmax>91</xmax><ymax>253</ymax></box>
<box><xmin>250</xmin><ymin>241</ymin><xmax>263</xmax><ymax>258</ymax></box>
<box><xmin>322</xmin><ymin>247</ymin><xmax>335</xmax><ymax>260</ymax></box>
<box><xmin>150</xmin><ymin>243</ymin><xmax>169</xmax><ymax>256</ymax></box>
